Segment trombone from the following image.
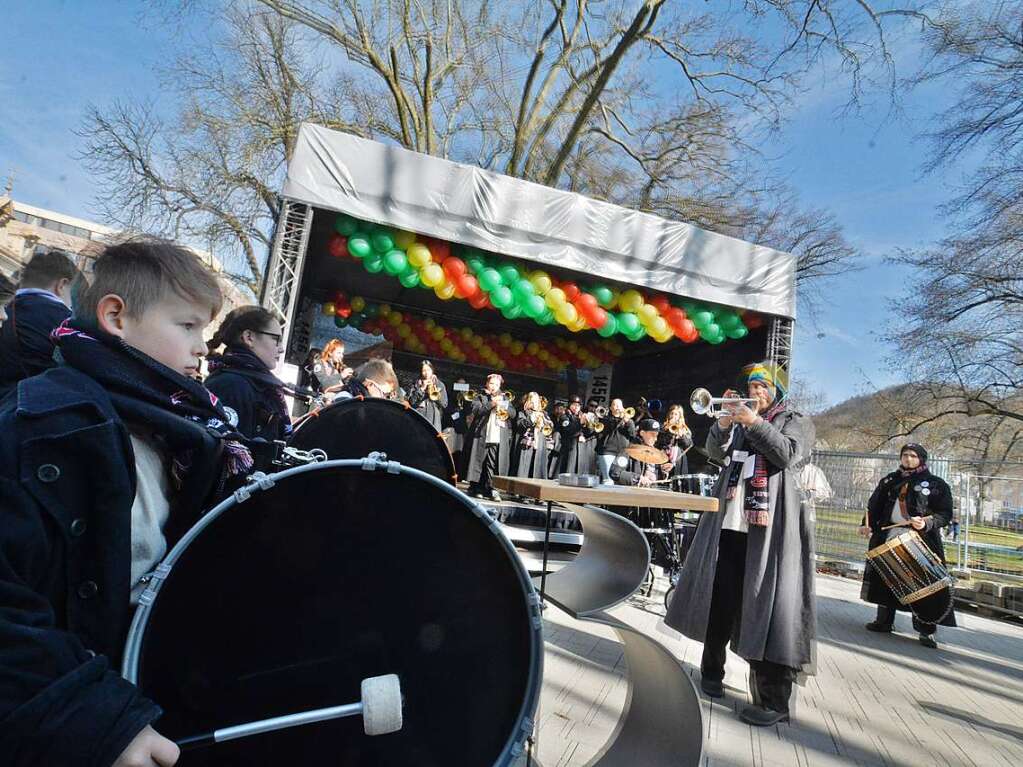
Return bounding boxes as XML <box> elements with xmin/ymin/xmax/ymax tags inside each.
<box><xmin>689</xmin><ymin>388</ymin><xmax>757</xmax><ymax>419</ymax></box>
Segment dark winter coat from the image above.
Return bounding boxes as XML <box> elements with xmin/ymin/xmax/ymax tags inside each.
<box><xmin>513</xmin><ymin>409</ymin><xmax>551</xmax><ymax>479</ymax></box>
<box><xmin>407</xmin><ymin>378</ymin><xmax>449</xmax><ymax>432</ymax></box>
<box><xmin>657</xmin><ymin>429</ymin><xmax>694</xmax><ymax>476</ymax></box>
<box><xmin>860</xmin><ymin>469</ymin><xmax>956</xmax><ymax>625</ymax></box>
<box><xmin>0</xmin><ymin>291</ymin><xmax>71</xmax><ymax>399</ymax></box>
<box><xmin>0</xmin><ymin>368</ymin><xmax>218</xmax><ymax>766</ymax></box>
<box><xmin>596</xmin><ymin>416</ymin><xmax>636</xmax><ymax>456</ymax></box>
<box><xmin>609</xmin><ymin>450</ymin><xmax>661</xmax><ymax>486</ymax></box>
<box><xmin>464</xmin><ymin>394</ymin><xmax>517</xmax><ymax>482</ymax></box>
<box><xmin>665</xmin><ymin>411</ymin><xmax>817</xmax><ymax>673</ymax></box>
<box><xmin>546</xmin><ymin>424</ymin><xmax>562</xmax><ymax>479</ymax></box>
<box><xmin>205</xmin><ymin>366</ymin><xmax>290</xmax><ymax>443</ymax></box>
<box><xmin>557</xmin><ymin>411</ymin><xmax>598</xmax><ymax>474</ymax></box>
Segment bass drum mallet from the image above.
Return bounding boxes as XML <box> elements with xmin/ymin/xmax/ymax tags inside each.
<box><xmin>175</xmin><ymin>674</ymin><xmax>403</xmax><ymax>751</ymax></box>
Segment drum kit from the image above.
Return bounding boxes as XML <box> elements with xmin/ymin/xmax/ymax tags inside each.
<box><xmin>123</xmin><ymin>397</ymin><xmax>542</xmax><ymax>765</ymax></box>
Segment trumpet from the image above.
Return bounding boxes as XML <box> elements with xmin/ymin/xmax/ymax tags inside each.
<box><xmin>594</xmin><ymin>405</ymin><xmax>608</xmax><ymax>419</ymax></box>
<box><xmin>690</xmin><ymin>388</ymin><xmax>757</xmax><ymax>419</ymax></box>
<box><xmin>427</xmin><ymin>379</ymin><xmax>442</xmax><ymax>401</ymax></box>
<box><xmin>461</xmin><ymin>389</ymin><xmax>479</xmax><ymax>401</ymax></box>
<box><xmin>581</xmin><ymin>412</ymin><xmax>605</xmax><ymax>433</ymax></box>
<box><xmin>496</xmin><ymin>392</ymin><xmax>512</xmax><ymax>421</ymax></box>
<box><xmin>623</xmin><ymin>406</ymin><xmax>636</xmax><ymax>420</ymax></box>
<box><xmin>531</xmin><ymin>410</ymin><xmax>555</xmax><ymax>437</ymax></box>
<box><xmin>666</xmin><ymin>422</ymin><xmax>689</xmax><ymax>436</ymax></box>
<box><xmin>540</xmin><ymin>395</ymin><xmax>549</xmax><ymax>411</ymax></box>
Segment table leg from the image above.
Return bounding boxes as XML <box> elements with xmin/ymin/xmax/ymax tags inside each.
<box><xmin>539</xmin><ymin>499</ymin><xmax>553</xmax><ymax>605</ymax></box>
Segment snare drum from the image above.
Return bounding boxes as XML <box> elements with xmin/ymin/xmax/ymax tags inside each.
<box><xmin>866</xmin><ymin>530</ymin><xmax>953</xmax><ymax>623</ymax></box>
<box><xmin>123</xmin><ymin>459</ymin><xmax>542</xmax><ymax>766</ymax></box>
<box><xmin>676</xmin><ymin>473</ymin><xmax>717</xmax><ymax>497</ymax></box>
<box><xmin>290</xmin><ymin>397</ymin><xmax>457</xmax><ymax>484</ymax></box>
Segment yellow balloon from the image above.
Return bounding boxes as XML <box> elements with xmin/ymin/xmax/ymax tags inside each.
<box><xmin>529</xmin><ymin>271</ymin><xmax>553</xmax><ymax>295</ymax></box>
<box><xmin>499</xmin><ymin>332</ymin><xmax>513</xmax><ymax>346</ymax></box>
<box><xmin>471</xmin><ymin>336</ymin><xmax>484</xmax><ymax>349</ymax></box>
<box><xmin>423</xmin><ymin>317</ymin><xmax>436</xmax><ymax>329</ymax></box>
<box><xmin>421</xmin><ymin>263</ymin><xmax>444</xmax><ymax>287</ymax></box>
<box><xmin>654</xmin><ymin>328</ymin><xmax>674</xmax><ymax>343</ymax></box>
<box><xmin>378</xmin><ymin>303</ymin><xmax>392</xmax><ymax>317</ymax></box>
<box><xmin>407</xmin><ymin>243</ymin><xmax>433</xmax><ymax>268</ymax></box>
<box><xmin>460</xmin><ymin>327</ymin><xmax>474</xmax><ymax>340</ymax></box>
<box><xmin>322</xmin><ymin>302</ymin><xmax>336</xmax><ymax>316</ymax></box>
<box><xmin>394</xmin><ymin>230</ymin><xmax>417</xmax><ymax>250</ymax></box>
<box><xmin>638</xmin><ymin>304</ymin><xmax>659</xmax><ymax>325</ymax></box>
<box><xmin>537</xmin><ymin>349</ymin><xmax>550</xmax><ymax>361</ymax></box>
<box><xmin>440</xmin><ymin>338</ymin><xmax>453</xmax><ymax>352</ymax></box>
<box><xmin>397</xmin><ymin>324</ymin><xmax>411</xmax><ymax>338</ymax></box>
<box><xmin>569</xmin><ymin>316</ymin><xmax>588</xmax><ymax>332</ymax></box>
<box><xmin>555</xmin><ymin>303</ymin><xmax>578</xmax><ymax>325</ymax></box>
<box><xmin>431</xmin><ymin>327</ymin><xmax>445</xmax><ymax>341</ymax></box>
<box><xmin>350</xmin><ymin>296</ymin><xmax>366</xmax><ymax>313</ymax></box>
<box><xmin>648</xmin><ymin>316</ymin><xmax>669</xmax><ymax>337</ymax></box>
<box><xmin>511</xmin><ymin>341</ymin><xmax>525</xmax><ymax>355</ymax></box>
<box><xmin>388</xmin><ymin>312</ymin><xmax>403</xmax><ymax>326</ymax></box>
<box><xmin>619</xmin><ymin>289</ymin><xmax>644</xmax><ymax>313</ymax></box>
<box><xmin>526</xmin><ymin>341</ymin><xmax>539</xmax><ymax>355</ymax></box>
<box><xmin>544</xmin><ymin>287</ymin><xmax>567</xmax><ymax>309</ymax></box>
<box><xmin>435</xmin><ymin>282</ymin><xmax>456</xmax><ymax>300</ymax></box>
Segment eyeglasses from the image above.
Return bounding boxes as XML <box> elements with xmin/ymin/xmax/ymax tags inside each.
<box><xmin>255</xmin><ymin>330</ymin><xmax>283</xmax><ymax>344</ymax></box>
<box><xmin>365</xmin><ymin>379</ymin><xmax>394</xmax><ymax>398</ymax></box>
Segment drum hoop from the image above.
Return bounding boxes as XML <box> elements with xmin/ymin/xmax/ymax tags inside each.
<box><xmin>121</xmin><ymin>457</ymin><xmax>544</xmax><ymax>762</ymax></box>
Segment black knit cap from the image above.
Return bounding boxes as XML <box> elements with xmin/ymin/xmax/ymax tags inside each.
<box><xmin>900</xmin><ymin>443</ymin><xmax>928</xmax><ymax>465</ymax></box>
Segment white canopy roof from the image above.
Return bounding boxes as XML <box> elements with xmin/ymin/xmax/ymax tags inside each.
<box><xmin>282</xmin><ymin>124</ymin><xmax>797</xmax><ymax>319</ymax></box>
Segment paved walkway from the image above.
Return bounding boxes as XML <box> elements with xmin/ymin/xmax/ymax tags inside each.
<box><xmin>523</xmin><ymin>574</ymin><xmax>1023</xmax><ymax>767</ymax></box>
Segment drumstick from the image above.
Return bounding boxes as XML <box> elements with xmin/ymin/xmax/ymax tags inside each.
<box><xmin>881</xmin><ymin>520</ymin><xmax>913</xmax><ymax>531</ymax></box>
<box><xmin>176</xmin><ymin>674</ymin><xmax>402</xmax><ymax>750</ymax></box>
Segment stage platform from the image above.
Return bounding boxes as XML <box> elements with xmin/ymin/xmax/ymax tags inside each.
<box><xmin>515</xmin><ymin>573</ymin><xmax>1023</xmax><ymax>767</ymax></box>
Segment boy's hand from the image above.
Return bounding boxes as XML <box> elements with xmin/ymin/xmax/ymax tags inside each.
<box><xmin>113</xmin><ymin>725</ymin><xmax>179</xmax><ymax>767</ymax></box>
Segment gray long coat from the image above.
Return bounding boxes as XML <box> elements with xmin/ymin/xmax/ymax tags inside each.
<box><xmin>665</xmin><ymin>410</ymin><xmax>817</xmax><ymax>673</ymax></box>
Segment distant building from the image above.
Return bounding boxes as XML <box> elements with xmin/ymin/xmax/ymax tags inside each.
<box><xmin>0</xmin><ymin>192</ymin><xmax>247</xmax><ymax>311</ymax></box>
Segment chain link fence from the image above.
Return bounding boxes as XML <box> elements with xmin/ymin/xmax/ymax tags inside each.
<box><xmin>807</xmin><ymin>451</ymin><xmax>1023</xmax><ymax>582</ymax></box>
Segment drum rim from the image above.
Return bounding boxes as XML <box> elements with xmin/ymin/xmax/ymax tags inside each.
<box><xmin>122</xmin><ymin>456</ymin><xmax>543</xmax><ymax>765</ymax></box>
<box><xmin>290</xmin><ymin>397</ymin><xmax>457</xmax><ymax>482</ymax></box>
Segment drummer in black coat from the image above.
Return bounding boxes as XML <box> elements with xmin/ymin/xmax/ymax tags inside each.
<box><xmin>596</xmin><ymin>398</ymin><xmax>637</xmax><ymax>485</ymax></box>
<box><xmin>464</xmin><ymin>373</ymin><xmax>516</xmax><ymax>501</ymax></box>
<box><xmin>557</xmin><ymin>396</ymin><xmax>599</xmax><ymax>475</ymax></box>
<box><xmin>205</xmin><ymin>307</ymin><xmax>291</xmax><ymax>443</ymax></box>
<box><xmin>859</xmin><ymin>443</ymin><xmax>955</xmax><ymax>648</ymax></box>
<box><xmin>407</xmin><ymin>359</ymin><xmax>448</xmax><ymax>432</ymax></box>
<box><xmin>610</xmin><ymin>418</ymin><xmax>674</xmax><ymax>486</ymax></box>
<box><xmin>514</xmin><ymin>392</ymin><xmax>553</xmax><ymax>479</ymax></box>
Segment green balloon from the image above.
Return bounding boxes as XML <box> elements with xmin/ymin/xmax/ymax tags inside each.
<box><xmin>625</xmin><ymin>324</ymin><xmax>647</xmax><ymax>342</ymax></box>
<box><xmin>592</xmin><ymin>285</ymin><xmax>614</xmax><ymax>308</ymax></box>
<box><xmin>700</xmin><ymin>322</ymin><xmax>722</xmax><ymax>341</ymax></box>
<box><xmin>382</xmin><ymin>249</ymin><xmax>408</xmax><ymax>275</ymax></box>
<box><xmin>512</xmin><ymin>279</ymin><xmax>536</xmax><ymax>303</ymax></box>
<box><xmin>617</xmin><ymin>312</ymin><xmax>641</xmax><ymax>336</ymax></box>
<box><xmin>524</xmin><ymin>294</ymin><xmax>546</xmax><ymax>318</ymax></box>
<box><xmin>498</xmin><ymin>264</ymin><xmax>520</xmax><ymax>286</ymax></box>
<box><xmin>363</xmin><ymin>303</ymin><xmax>380</xmax><ymax>318</ymax></box>
<box><xmin>334</xmin><ymin>215</ymin><xmax>358</xmax><ymax>236</ymax></box>
<box><xmin>363</xmin><ymin>253</ymin><xmax>384</xmax><ymax>273</ymax></box>
<box><xmin>717</xmin><ymin>311</ymin><xmax>741</xmax><ymax>331</ymax></box>
<box><xmin>334</xmin><ymin>315</ymin><xmax>349</xmax><ymax>328</ymax></box>
<box><xmin>691</xmin><ymin>310</ymin><xmax>714</xmax><ymax>329</ymax></box>
<box><xmin>399</xmin><ymin>269</ymin><xmax>421</xmax><ymax>288</ymax></box>
<box><xmin>348</xmin><ymin>313</ymin><xmax>365</xmax><ymax>328</ymax></box>
<box><xmin>501</xmin><ymin>303</ymin><xmax>523</xmax><ymax>320</ymax></box>
<box><xmin>538</xmin><ymin>308</ymin><xmax>555</xmax><ymax>325</ymax></box>
<box><xmin>707</xmin><ymin>333</ymin><xmax>726</xmax><ymax>345</ymax></box>
<box><xmin>371</xmin><ymin>231</ymin><xmax>395</xmax><ymax>253</ymax></box>
<box><xmin>726</xmin><ymin>325</ymin><xmax>748</xmax><ymax>340</ymax></box>
<box><xmin>466</xmin><ymin>255</ymin><xmax>487</xmax><ymax>274</ymax></box>
<box><xmin>597</xmin><ymin>313</ymin><xmax>618</xmax><ymax>337</ymax></box>
<box><xmin>347</xmin><ymin>236</ymin><xmax>372</xmax><ymax>259</ymax></box>
<box><xmin>478</xmin><ymin>268</ymin><xmax>502</xmax><ymax>292</ymax></box>
<box><xmin>490</xmin><ymin>285</ymin><xmax>513</xmax><ymax>309</ymax></box>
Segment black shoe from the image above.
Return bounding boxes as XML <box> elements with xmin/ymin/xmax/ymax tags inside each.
<box><xmin>865</xmin><ymin>621</ymin><xmax>893</xmax><ymax>633</ymax></box>
<box><xmin>740</xmin><ymin>704</ymin><xmax>789</xmax><ymax>726</ymax></box>
<box><xmin>918</xmin><ymin>633</ymin><xmax>938</xmax><ymax>649</ymax></box>
<box><xmin>700</xmin><ymin>678</ymin><xmax>723</xmax><ymax>698</ymax></box>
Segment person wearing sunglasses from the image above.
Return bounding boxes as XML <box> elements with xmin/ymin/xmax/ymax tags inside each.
<box><xmin>335</xmin><ymin>358</ymin><xmax>399</xmax><ymax>401</ymax></box>
<box><xmin>205</xmin><ymin>306</ymin><xmax>290</xmax><ymax>442</ymax></box>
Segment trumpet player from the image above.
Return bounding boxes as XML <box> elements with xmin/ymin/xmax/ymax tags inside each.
<box><xmin>596</xmin><ymin>398</ymin><xmax>637</xmax><ymax>485</ymax></box>
<box><xmin>557</xmin><ymin>396</ymin><xmax>599</xmax><ymax>475</ymax></box>
<box><xmin>408</xmin><ymin>359</ymin><xmax>448</xmax><ymax>431</ymax></box>
<box><xmin>656</xmin><ymin>404</ymin><xmax>694</xmax><ymax>478</ymax></box>
<box><xmin>465</xmin><ymin>373</ymin><xmax>516</xmax><ymax>501</ymax></box>
<box><xmin>513</xmin><ymin>392</ymin><xmax>553</xmax><ymax>480</ymax></box>
<box><xmin>664</xmin><ymin>362</ymin><xmax>815</xmax><ymax>728</ymax></box>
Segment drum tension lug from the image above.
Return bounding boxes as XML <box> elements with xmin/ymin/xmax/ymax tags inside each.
<box><xmin>138</xmin><ymin>562</ymin><xmax>173</xmax><ymax>605</ymax></box>
<box><xmin>528</xmin><ymin>592</ymin><xmax>544</xmax><ymax>629</ymax></box>
<box><xmin>232</xmin><ymin>472</ymin><xmax>275</xmax><ymax>504</ymax></box>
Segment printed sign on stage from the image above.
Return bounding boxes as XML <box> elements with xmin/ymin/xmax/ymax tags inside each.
<box><xmin>585</xmin><ymin>364</ymin><xmax>613</xmax><ymax>409</ymax></box>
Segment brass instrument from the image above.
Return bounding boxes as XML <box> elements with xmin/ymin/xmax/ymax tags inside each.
<box><xmin>594</xmin><ymin>405</ymin><xmax>608</xmax><ymax>419</ymax></box>
<box><xmin>530</xmin><ymin>410</ymin><xmax>555</xmax><ymax>437</ymax></box>
<box><xmin>666</xmin><ymin>422</ymin><xmax>689</xmax><ymax>437</ymax></box>
<box><xmin>690</xmin><ymin>387</ymin><xmax>757</xmax><ymax>419</ymax></box>
<box><xmin>427</xmin><ymin>378</ymin><xmax>442</xmax><ymax>401</ymax></box>
<box><xmin>540</xmin><ymin>395</ymin><xmax>549</xmax><ymax>411</ymax></box>
<box><xmin>496</xmin><ymin>393</ymin><xmax>511</xmax><ymax>421</ymax></box>
<box><xmin>461</xmin><ymin>389</ymin><xmax>479</xmax><ymax>401</ymax></box>
<box><xmin>504</xmin><ymin>389</ymin><xmax>516</xmax><ymax>404</ymax></box>
<box><xmin>581</xmin><ymin>412</ymin><xmax>605</xmax><ymax>433</ymax></box>
<box><xmin>623</xmin><ymin>406</ymin><xmax>636</xmax><ymax>420</ymax></box>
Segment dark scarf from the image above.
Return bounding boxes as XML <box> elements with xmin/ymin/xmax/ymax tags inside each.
<box><xmin>891</xmin><ymin>463</ymin><xmax>929</xmax><ymax>519</ymax></box>
<box><xmin>207</xmin><ymin>344</ymin><xmax>289</xmax><ymax>425</ymax></box>
<box><xmin>725</xmin><ymin>398</ymin><xmax>787</xmax><ymax>527</ymax></box>
<box><xmin>52</xmin><ymin>319</ymin><xmax>253</xmax><ymax>494</ymax></box>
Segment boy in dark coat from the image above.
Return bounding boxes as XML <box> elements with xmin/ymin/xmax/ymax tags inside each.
<box><xmin>859</xmin><ymin>443</ymin><xmax>955</xmax><ymax>648</ymax></box>
<box><xmin>610</xmin><ymin>418</ymin><xmax>672</xmax><ymax>486</ymax></box>
<box><xmin>0</xmin><ymin>240</ymin><xmax>249</xmax><ymax>767</ymax></box>
<box><xmin>0</xmin><ymin>249</ymin><xmax>79</xmax><ymax>399</ymax></box>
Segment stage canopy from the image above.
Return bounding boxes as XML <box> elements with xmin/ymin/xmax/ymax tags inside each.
<box><xmin>282</xmin><ymin>124</ymin><xmax>797</xmax><ymax>320</ymax></box>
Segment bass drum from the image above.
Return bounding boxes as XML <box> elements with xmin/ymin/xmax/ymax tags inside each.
<box><xmin>123</xmin><ymin>460</ymin><xmax>542</xmax><ymax>766</ymax></box>
<box><xmin>290</xmin><ymin>397</ymin><xmax>457</xmax><ymax>484</ymax></box>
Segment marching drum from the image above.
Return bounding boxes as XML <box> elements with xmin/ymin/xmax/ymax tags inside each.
<box><xmin>123</xmin><ymin>459</ymin><xmax>542</xmax><ymax>766</ymax></box>
<box><xmin>866</xmin><ymin>530</ymin><xmax>954</xmax><ymax>624</ymax></box>
<box><xmin>290</xmin><ymin>397</ymin><xmax>457</xmax><ymax>484</ymax></box>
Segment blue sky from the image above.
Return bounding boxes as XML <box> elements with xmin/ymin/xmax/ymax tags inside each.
<box><xmin>1</xmin><ymin>1</ymin><xmax>967</xmax><ymax>406</ymax></box>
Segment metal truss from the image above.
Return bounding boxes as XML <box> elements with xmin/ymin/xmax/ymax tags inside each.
<box><xmin>261</xmin><ymin>199</ymin><xmax>313</xmax><ymax>355</ymax></box>
<box><xmin>766</xmin><ymin>316</ymin><xmax>794</xmax><ymax>376</ymax></box>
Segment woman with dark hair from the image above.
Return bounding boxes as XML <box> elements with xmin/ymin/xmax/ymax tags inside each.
<box><xmin>204</xmin><ymin>306</ymin><xmax>290</xmax><ymax>442</ymax></box>
<box><xmin>407</xmin><ymin>359</ymin><xmax>448</xmax><ymax>431</ymax></box>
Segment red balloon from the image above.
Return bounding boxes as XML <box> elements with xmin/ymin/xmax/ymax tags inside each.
<box><xmin>422</xmin><ymin>237</ymin><xmax>451</xmax><ymax>262</ymax></box>
<box><xmin>665</xmin><ymin>307</ymin><xmax>687</xmax><ymax>329</ymax></box>
<box><xmin>328</xmin><ymin>234</ymin><xmax>349</xmax><ymax>259</ymax></box>
<box><xmin>675</xmin><ymin>319</ymin><xmax>698</xmax><ymax>342</ymax></box>
<box><xmin>562</xmin><ymin>282</ymin><xmax>581</xmax><ymax>302</ymax></box>
<box><xmin>333</xmin><ymin>291</ymin><xmax>347</xmax><ymax>305</ymax></box>
<box><xmin>589</xmin><ymin>307</ymin><xmax>608</xmax><ymax>328</ymax></box>
<box><xmin>649</xmin><ymin>296</ymin><xmax>671</xmax><ymax>315</ymax></box>
<box><xmin>337</xmin><ymin>307</ymin><xmax>352</xmax><ymax>319</ymax></box>
<box><xmin>455</xmin><ymin>273</ymin><xmax>479</xmax><ymax>299</ymax></box>
<box><xmin>443</xmin><ymin>256</ymin><xmax>467</xmax><ymax>280</ymax></box>
<box><xmin>575</xmin><ymin>293</ymin><xmax>598</xmax><ymax>312</ymax></box>
<box><xmin>469</xmin><ymin>292</ymin><xmax>490</xmax><ymax>310</ymax></box>
<box><xmin>744</xmin><ymin>313</ymin><xmax>764</xmax><ymax>329</ymax></box>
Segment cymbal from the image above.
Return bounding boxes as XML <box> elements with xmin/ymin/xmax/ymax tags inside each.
<box><xmin>626</xmin><ymin>444</ymin><xmax>669</xmax><ymax>465</ymax></box>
